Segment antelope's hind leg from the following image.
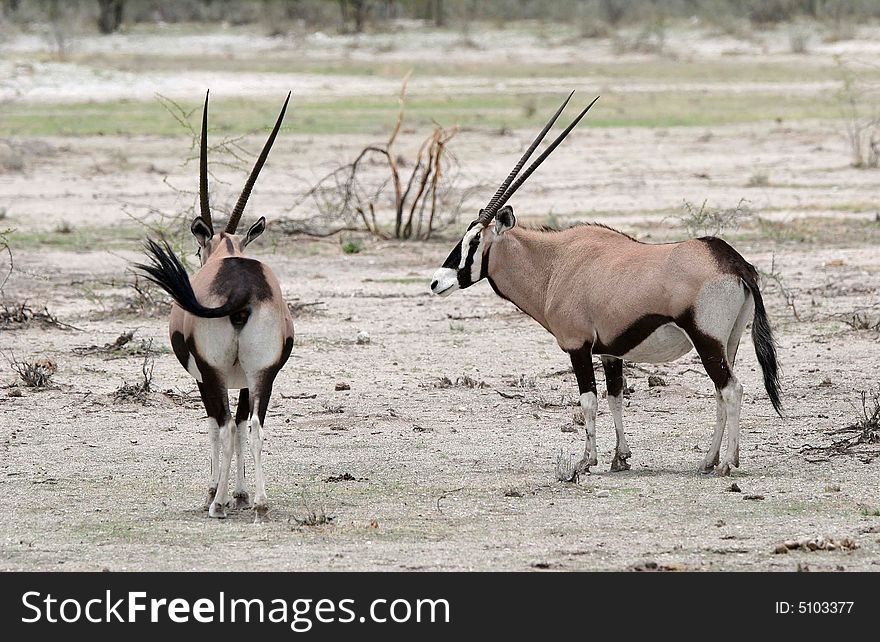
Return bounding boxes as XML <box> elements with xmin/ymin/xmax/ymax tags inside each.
<box><xmin>245</xmin><ymin>373</ymin><xmax>277</xmax><ymax>524</ymax></box>
<box><xmin>198</xmin><ymin>376</ymin><xmax>233</xmax><ymax>518</ymax></box>
<box><xmin>231</xmin><ymin>388</ymin><xmax>251</xmax><ymax>510</ymax></box>
<box><xmin>602</xmin><ymin>357</ymin><xmax>631</xmax><ymax>472</ymax></box>
<box><xmin>197</xmin><ymin>382</ymin><xmax>223</xmax><ymax>511</ymax></box>
<box><xmin>569</xmin><ymin>347</ymin><xmax>598</xmax><ymax>477</ymax></box>
<box><xmin>686</xmin><ymin>279</ymin><xmax>749</xmax><ymax>476</ymax></box>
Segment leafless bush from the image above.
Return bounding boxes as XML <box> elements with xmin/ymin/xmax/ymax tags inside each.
<box><xmin>676</xmin><ymin>198</ymin><xmax>752</xmax><ymax>238</ymax></box>
<box><xmin>288</xmin><ymin>74</ymin><xmax>467</xmax><ymax>240</ymax></box>
<box><xmin>435</xmin><ymin>375</ymin><xmax>487</xmax><ymax>389</ymax></box>
<box><xmin>803</xmin><ymin>387</ymin><xmax>880</xmax><ymax>459</ymax></box>
<box><xmin>0</xmin><ymin>301</ymin><xmax>77</xmax><ymax>330</ymax></box>
<box><xmin>4</xmin><ymin>353</ymin><xmax>56</xmax><ymax>388</ymax></box>
<box><xmin>759</xmin><ymin>253</ymin><xmax>802</xmax><ymax>321</ymax></box>
<box><xmin>293</xmin><ymin>491</ymin><xmax>334</xmax><ymax>527</ymax></box>
<box><xmin>0</xmin><ymin>226</ymin><xmax>12</xmax><ymax>292</ymax></box>
<box><xmin>835</xmin><ymin>57</ymin><xmax>880</xmax><ymax>169</ymax></box>
<box><xmin>838</xmin><ymin>309</ymin><xmax>880</xmax><ymax>331</ymax></box>
<box><xmin>113</xmin><ymin>342</ymin><xmax>155</xmax><ymax>404</ymax></box>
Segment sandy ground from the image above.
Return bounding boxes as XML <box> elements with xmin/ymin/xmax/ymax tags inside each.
<box><xmin>1</xmin><ymin>23</ymin><xmax>879</xmax><ymax>571</ymax></box>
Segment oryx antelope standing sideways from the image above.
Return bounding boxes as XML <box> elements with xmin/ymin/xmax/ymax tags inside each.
<box><xmin>431</xmin><ymin>92</ymin><xmax>782</xmax><ymax>478</ymax></box>
<box><xmin>135</xmin><ymin>92</ymin><xmax>294</xmax><ymax>520</ymax></box>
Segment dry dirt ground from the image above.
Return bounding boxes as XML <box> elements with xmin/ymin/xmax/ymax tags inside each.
<box><xmin>1</xmin><ymin>22</ymin><xmax>879</xmax><ymax>571</ymax></box>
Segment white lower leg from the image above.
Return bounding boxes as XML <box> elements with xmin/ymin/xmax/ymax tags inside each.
<box><xmin>233</xmin><ymin>421</ymin><xmax>249</xmax><ymax>504</ymax></box>
<box><xmin>576</xmin><ymin>392</ymin><xmax>599</xmax><ymax>471</ymax></box>
<box><xmin>608</xmin><ymin>394</ymin><xmax>631</xmax><ymax>470</ymax></box>
<box><xmin>719</xmin><ymin>379</ymin><xmax>743</xmax><ymax>475</ymax></box>
<box><xmin>250</xmin><ymin>416</ymin><xmax>267</xmax><ymax>514</ymax></box>
<box><xmin>702</xmin><ymin>390</ymin><xmax>726</xmax><ymax>473</ymax></box>
<box><xmin>209</xmin><ymin>419</ymin><xmax>235</xmax><ymax>518</ymax></box>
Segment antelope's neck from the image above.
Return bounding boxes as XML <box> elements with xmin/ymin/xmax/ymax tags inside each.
<box><xmin>486</xmin><ymin>228</ymin><xmax>554</xmax><ymax>330</ymax></box>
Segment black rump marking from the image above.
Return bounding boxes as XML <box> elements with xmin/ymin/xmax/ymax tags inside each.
<box><xmin>210</xmin><ymin>257</ymin><xmax>272</xmax><ymax>303</ymax></box>
<box><xmin>699</xmin><ymin>236</ymin><xmax>759</xmax><ymax>285</ymax></box>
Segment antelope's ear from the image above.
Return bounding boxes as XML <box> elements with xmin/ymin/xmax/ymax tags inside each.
<box><xmin>242</xmin><ymin>216</ymin><xmax>266</xmax><ymax>248</ymax></box>
<box><xmin>494</xmin><ymin>205</ymin><xmax>516</xmax><ymax>235</ymax></box>
<box><xmin>191</xmin><ymin>216</ymin><xmax>212</xmax><ymax>247</ymax></box>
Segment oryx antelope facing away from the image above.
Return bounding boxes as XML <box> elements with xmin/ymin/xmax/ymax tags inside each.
<box><xmin>135</xmin><ymin>92</ymin><xmax>294</xmax><ymax>521</ymax></box>
<box><xmin>431</xmin><ymin>92</ymin><xmax>782</xmax><ymax>478</ymax></box>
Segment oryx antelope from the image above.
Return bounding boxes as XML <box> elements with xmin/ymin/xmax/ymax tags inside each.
<box><xmin>135</xmin><ymin>92</ymin><xmax>294</xmax><ymax>520</ymax></box>
<box><xmin>431</xmin><ymin>92</ymin><xmax>782</xmax><ymax>478</ymax></box>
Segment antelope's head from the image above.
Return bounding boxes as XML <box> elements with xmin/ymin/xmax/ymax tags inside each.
<box><xmin>191</xmin><ymin>90</ymin><xmax>290</xmax><ymax>266</ymax></box>
<box><xmin>431</xmin><ymin>91</ymin><xmax>598</xmax><ymax>297</ymax></box>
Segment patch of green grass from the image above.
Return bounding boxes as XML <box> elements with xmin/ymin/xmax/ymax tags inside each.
<box><xmin>0</xmin><ymin>90</ymin><xmax>858</xmax><ymax>137</ymax></box>
<box><xmin>341</xmin><ymin>239</ymin><xmax>364</xmax><ymax>254</ymax></box>
<box><xmin>9</xmin><ymin>223</ymin><xmax>142</xmax><ymax>250</ymax></box>
<box><xmin>67</xmin><ymin>48</ymin><xmax>880</xmax><ymax>85</ymax></box>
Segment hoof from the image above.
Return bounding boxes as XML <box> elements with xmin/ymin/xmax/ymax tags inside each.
<box><xmin>232</xmin><ymin>491</ymin><xmax>250</xmax><ymax>510</ymax></box>
<box><xmin>610</xmin><ymin>456</ymin><xmax>631</xmax><ymax>472</ymax></box>
<box><xmin>715</xmin><ymin>463</ymin><xmax>732</xmax><ymax>477</ymax></box>
<box><xmin>699</xmin><ymin>463</ymin><xmax>716</xmax><ymax>475</ymax></box>
<box><xmin>203</xmin><ymin>486</ymin><xmax>218</xmax><ymax>511</ymax></box>
<box><xmin>208</xmin><ymin>502</ymin><xmax>227</xmax><ymax>519</ymax></box>
<box><xmin>253</xmin><ymin>504</ymin><xmax>269</xmax><ymax>524</ymax></box>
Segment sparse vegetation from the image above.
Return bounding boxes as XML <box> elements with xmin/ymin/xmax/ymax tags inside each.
<box><xmin>294</xmin><ymin>74</ymin><xmax>465</xmax><ymax>241</ymax></box>
<box><xmin>676</xmin><ymin>198</ymin><xmax>752</xmax><ymax>238</ymax></box>
<box><xmin>555</xmin><ymin>450</ymin><xmax>578</xmax><ymax>483</ymax></box>
<box><xmin>0</xmin><ymin>302</ymin><xmax>76</xmax><ymax>330</ymax></box>
<box><xmin>835</xmin><ymin>57</ymin><xmax>880</xmax><ymax>169</ymax></box>
<box><xmin>341</xmin><ymin>238</ymin><xmax>364</xmax><ymax>254</ymax></box>
<box><xmin>113</xmin><ymin>341</ymin><xmax>155</xmax><ymax>404</ymax></box>
<box><xmin>4</xmin><ymin>354</ymin><xmax>56</xmax><ymax>389</ymax></box>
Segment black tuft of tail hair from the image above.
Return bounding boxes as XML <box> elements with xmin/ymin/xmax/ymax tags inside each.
<box><xmin>133</xmin><ymin>239</ymin><xmax>244</xmax><ymax>318</ymax></box>
<box><xmin>745</xmin><ymin>280</ymin><xmax>783</xmax><ymax>417</ymax></box>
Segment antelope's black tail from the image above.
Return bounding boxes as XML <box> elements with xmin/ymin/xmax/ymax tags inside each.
<box><xmin>744</xmin><ymin>279</ymin><xmax>783</xmax><ymax>417</ymax></box>
<box><xmin>133</xmin><ymin>239</ymin><xmax>246</xmax><ymax>318</ymax></box>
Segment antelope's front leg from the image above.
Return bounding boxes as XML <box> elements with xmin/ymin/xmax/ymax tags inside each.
<box><xmin>569</xmin><ymin>347</ymin><xmax>598</xmax><ymax>477</ymax></box>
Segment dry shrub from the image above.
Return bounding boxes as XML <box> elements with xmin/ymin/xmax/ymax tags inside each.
<box><xmin>286</xmin><ymin>74</ymin><xmax>468</xmax><ymax>240</ymax></box>
<box><xmin>0</xmin><ymin>302</ymin><xmax>76</xmax><ymax>330</ymax></box>
<box><xmin>676</xmin><ymin>198</ymin><xmax>752</xmax><ymax>238</ymax></box>
<box><xmin>113</xmin><ymin>343</ymin><xmax>155</xmax><ymax>405</ymax></box>
<box><xmin>4</xmin><ymin>354</ymin><xmax>56</xmax><ymax>388</ymax></box>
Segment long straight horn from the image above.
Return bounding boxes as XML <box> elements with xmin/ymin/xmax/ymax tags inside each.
<box><xmin>225</xmin><ymin>92</ymin><xmax>291</xmax><ymax>234</ymax></box>
<box><xmin>199</xmin><ymin>90</ymin><xmax>213</xmax><ymax>233</ymax></box>
<box><xmin>492</xmin><ymin>95</ymin><xmax>599</xmax><ymax>212</ymax></box>
<box><xmin>476</xmin><ymin>91</ymin><xmax>575</xmax><ymax>225</ymax></box>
